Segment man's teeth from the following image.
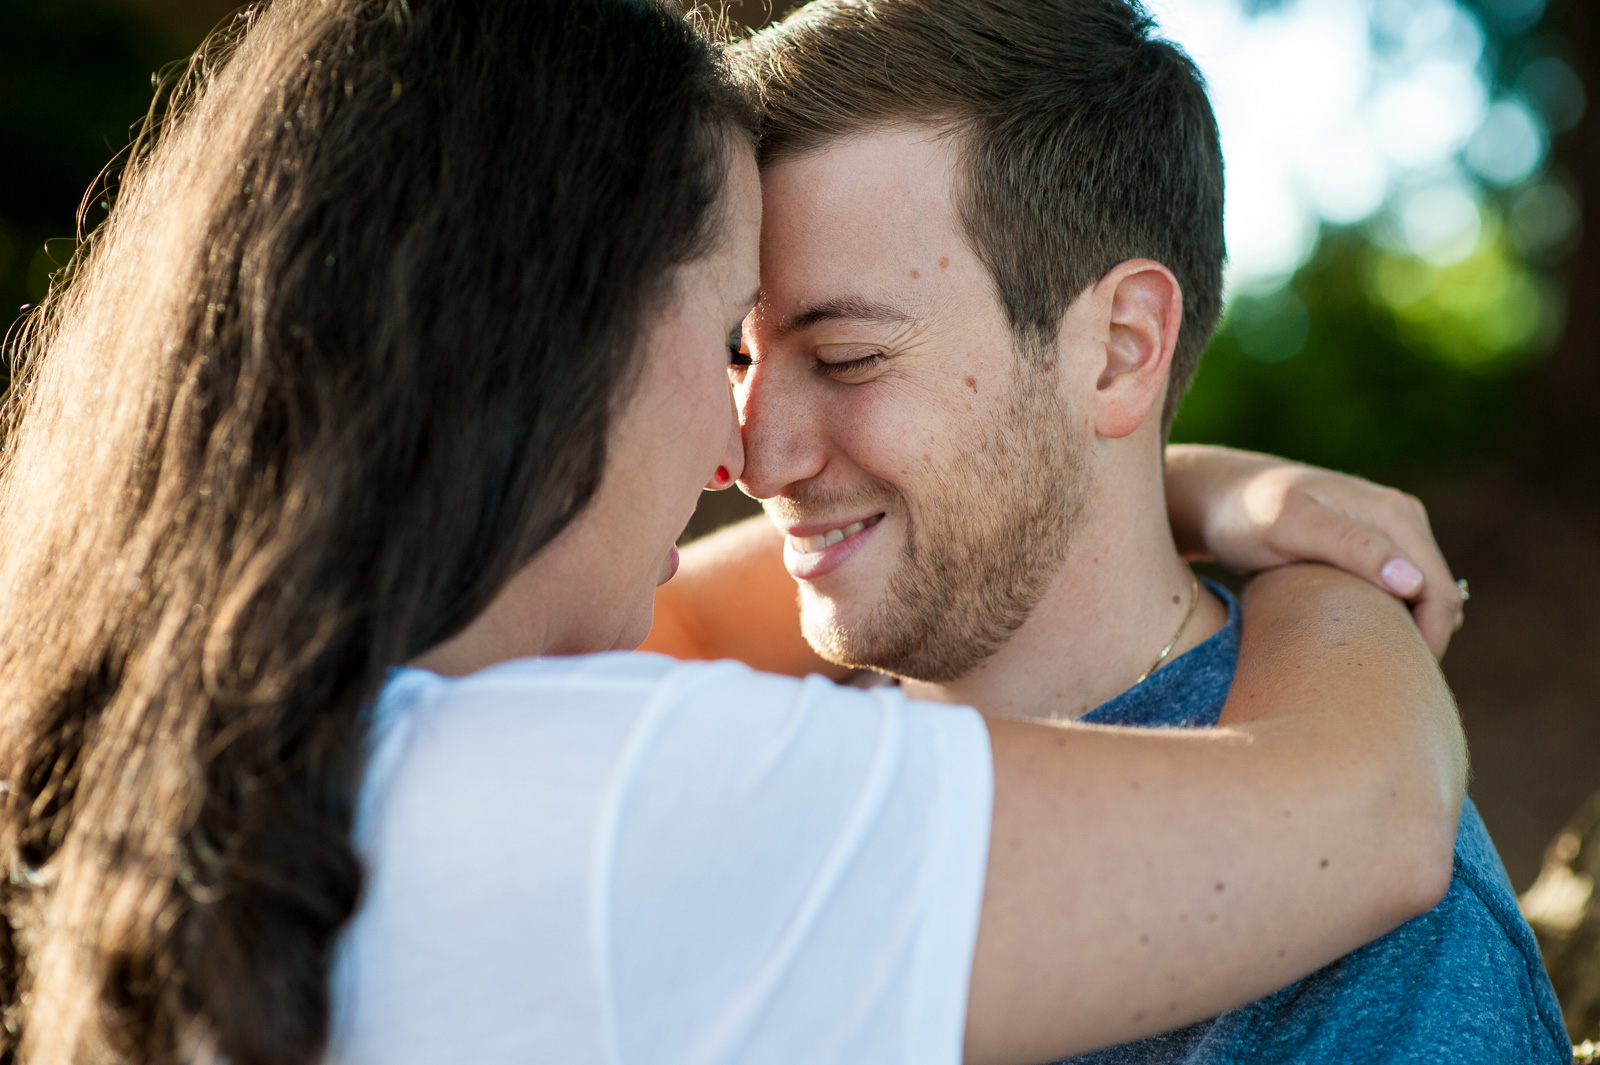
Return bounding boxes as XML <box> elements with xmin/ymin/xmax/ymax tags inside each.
<box><xmin>790</xmin><ymin>517</ymin><xmax>880</xmax><ymax>554</ymax></box>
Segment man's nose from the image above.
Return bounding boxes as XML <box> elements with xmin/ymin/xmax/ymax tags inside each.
<box><xmin>735</xmin><ymin>358</ymin><xmax>827</xmax><ymax>501</ymax></box>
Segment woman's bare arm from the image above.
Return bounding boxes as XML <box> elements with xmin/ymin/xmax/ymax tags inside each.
<box><xmin>965</xmin><ymin>564</ymin><xmax>1466</xmax><ymax>1065</ymax></box>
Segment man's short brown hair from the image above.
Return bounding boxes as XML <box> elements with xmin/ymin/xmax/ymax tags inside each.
<box><xmin>734</xmin><ymin>0</ymin><xmax>1225</xmax><ymax>428</ymax></box>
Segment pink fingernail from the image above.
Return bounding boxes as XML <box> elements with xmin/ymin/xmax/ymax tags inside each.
<box><xmin>1380</xmin><ymin>557</ymin><xmax>1423</xmax><ymax>596</ymax></box>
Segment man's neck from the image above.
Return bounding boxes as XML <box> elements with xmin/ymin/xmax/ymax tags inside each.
<box><xmin>900</xmin><ymin>460</ymin><xmax>1227</xmax><ymax>721</ymax></box>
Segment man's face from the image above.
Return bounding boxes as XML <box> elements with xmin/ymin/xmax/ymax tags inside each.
<box><xmin>735</xmin><ymin>127</ymin><xmax>1090</xmax><ymax>682</ymax></box>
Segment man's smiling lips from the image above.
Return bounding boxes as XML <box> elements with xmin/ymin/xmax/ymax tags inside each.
<box><xmin>780</xmin><ymin>513</ymin><xmax>885</xmax><ymax>581</ymax></box>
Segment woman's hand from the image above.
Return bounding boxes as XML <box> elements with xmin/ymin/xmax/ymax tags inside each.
<box><xmin>1165</xmin><ymin>444</ymin><xmax>1464</xmax><ymax>659</ymax></box>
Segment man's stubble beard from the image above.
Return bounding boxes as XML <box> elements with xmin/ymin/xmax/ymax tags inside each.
<box><xmin>798</xmin><ymin>362</ymin><xmax>1088</xmax><ymax>684</ymax></box>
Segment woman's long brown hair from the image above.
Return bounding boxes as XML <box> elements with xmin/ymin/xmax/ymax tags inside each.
<box><xmin>0</xmin><ymin>1</ymin><xmax>749</xmax><ymax>1061</ymax></box>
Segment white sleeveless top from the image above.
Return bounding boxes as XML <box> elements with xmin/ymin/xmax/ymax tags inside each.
<box><xmin>325</xmin><ymin>652</ymin><xmax>992</xmax><ymax>1065</ymax></box>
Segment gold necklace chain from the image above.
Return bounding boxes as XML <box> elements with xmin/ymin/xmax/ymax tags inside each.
<box><xmin>1132</xmin><ymin>570</ymin><xmax>1201</xmax><ymax>686</ymax></box>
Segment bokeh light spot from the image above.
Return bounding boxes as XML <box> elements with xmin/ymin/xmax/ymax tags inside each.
<box><xmin>1395</xmin><ymin>176</ymin><xmax>1484</xmax><ymax>266</ymax></box>
<box><xmin>1508</xmin><ymin>180</ymin><xmax>1582</xmax><ymax>259</ymax></box>
<box><xmin>1365</xmin><ymin>214</ymin><xmax>1556</xmax><ymax>372</ymax></box>
<box><xmin>1477</xmin><ymin>0</ymin><xmax>1546</xmax><ymax>33</ymax></box>
<box><xmin>1466</xmin><ymin>97</ymin><xmax>1549</xmax><ymax>187</ymax></box>
<box><xmin>1516</xmin><ymin>55</ymin><xmax>1588</xmax><ymax>134</ymax></box>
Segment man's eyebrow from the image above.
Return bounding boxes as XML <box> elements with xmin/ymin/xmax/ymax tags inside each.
<box><xmin>773</xmin><ymin>297</ymin><xmax>919</xmax><ymax>337</ymax></box>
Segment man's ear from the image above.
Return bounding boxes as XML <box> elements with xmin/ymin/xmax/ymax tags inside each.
<box><xmin>1090</xmin><ymin>259</ymin><xmax>1183</xmax><ymax>440</ymax></box>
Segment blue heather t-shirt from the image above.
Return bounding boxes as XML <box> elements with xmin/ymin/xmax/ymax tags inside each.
<box><xmin>1053</xmin><ymin>584</ymin><xmax>1568</xmax><ymax>1065</ymax></box>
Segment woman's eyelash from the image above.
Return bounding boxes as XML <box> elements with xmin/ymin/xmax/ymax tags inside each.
<box><xmin>728</xmin><ymin>324</ymin><xmax>752</xmax><ymax>367</ymax></box>
<box><xmin>817</xmin><ymin>352</ymin><xmax>884</xmax><ymax>377</ymax></box>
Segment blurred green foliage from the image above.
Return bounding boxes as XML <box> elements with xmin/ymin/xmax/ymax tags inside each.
<box><xmin>1174</xmin><ymin>0</ymin><xmax>1586</xmax><ymax>481</ymax></box>
<box><xmin>1175</xmin><ymin>228</ymin><xmax>1516</xmax><ymax>475</ymax></box>
<box><xmin>1172</xmin><ymin>197</ymin><xmax>1574</xmax><ymax>476</ymax></box>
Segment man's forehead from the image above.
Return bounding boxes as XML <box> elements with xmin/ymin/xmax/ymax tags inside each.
<box><xmin>757</xmin><ymin>127</ymin><xmax>973</xmax><ymax>316</ymax></box>
<box><xmin>762</xmin><ymin>127</ymin><xmax>960</xmax><ymax>232</ymax></box>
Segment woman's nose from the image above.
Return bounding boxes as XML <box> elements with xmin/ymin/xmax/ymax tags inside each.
<box><xmin>704</xmin><ymin>382</ymin><xmax>745</xmax><ymax>491</ymax></box>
